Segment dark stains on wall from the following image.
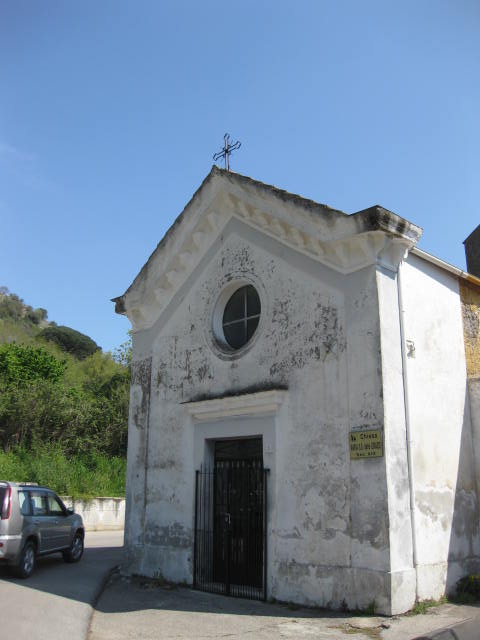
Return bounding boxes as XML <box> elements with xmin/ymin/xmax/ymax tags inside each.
<box><xmin>154</xmin><ymin>335</ymin><xmax>215</xmax><ymax>400</ymax></box>
<box><xmin>350</xmin><ymin>479</ymin><xmax>389</xmax><ymax>550</ymax></box>
<box><xmin>153</xmin><ymin>239</ymin><xmax>347</xmax><ymax>402</ymax></box>
<box><xmin>145</xmin><ymin>522</ymin><xmax>192</xmax><ymax>549</ymax></box>
<box><xmin>266</xmin><ymin>293</ymin><xmax>346</xmax><ymax>379</ymax></box>
<box><xmin>186</xmin><ymin>382</ymin><xmax>288</xmax><ymax>404</ymax></box>
<box><xmin>131</xmin><ymin>357</ymin><xmax>152</xmax><ymax>430</ymax></box>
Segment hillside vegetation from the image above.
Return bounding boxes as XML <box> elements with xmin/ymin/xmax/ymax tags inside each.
<box><xmin>0</xmin><ymin>288</ymin><xmax>130</xmax><ymax>497</ymax></box>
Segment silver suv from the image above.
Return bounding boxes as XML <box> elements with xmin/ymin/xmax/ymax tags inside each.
<box><xmin>0</xmin><ymin>481</ymin><xmax>85</xmax><ymax>578</ymax></box>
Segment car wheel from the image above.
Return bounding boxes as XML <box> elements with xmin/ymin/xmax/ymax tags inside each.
<box><xmin>63</xmin><ymin>532</ymin><xmax>84</xmax><ymax>563</ymax></box>
<box><xmin>13</xmin><ymin>541</ymin><xmax>36</xmax><ymax>578</ymax></box>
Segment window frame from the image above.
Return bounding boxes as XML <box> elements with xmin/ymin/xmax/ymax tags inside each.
<box><xmin>209</xmin><ymin>275</ymin><xmax>266</xmax><ymax>360</ymax></box>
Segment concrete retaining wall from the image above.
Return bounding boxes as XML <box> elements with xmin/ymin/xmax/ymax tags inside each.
<box><xmin>62</xmin><ymin>497</ymin><xmax>125</xmax><ymax>531</ymax></box>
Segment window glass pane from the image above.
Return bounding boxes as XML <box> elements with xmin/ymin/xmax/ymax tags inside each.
<box><xmin>223</xmin><ymin>288</ymin><xmax>245</xmax><ymax>325</ymax></box>
<box><xmin>223</xmin><ymin>321</ymin><xmax>246</xmax><ymax>349</ymax></box>
<box><xmin>30</xmin><ymin>493</ymin><xmax>47</xmax><ymax>516</ymax></box>
<box><xmin>246</xmin><ymin>285</ymin><xmax>261</xmax><ymax>316</ymax></box>
<box><xmin>48</xmin><ymin>495</ymin><xmax>64</xmax><ymax>516</ymax></box>
<box><xmin>18</xmin><ymin>491</ymin><xmax>31</xmax><ymax>516</ymax></box>
<box><xmin>247</xmin><ymin>317</ymin><xmax>260</xmax><ymax>341</ymax></box>
<box><xmin>221</xmin><ymin>285</ymin><xmax>261</xmax><ymax>350</ymax></box>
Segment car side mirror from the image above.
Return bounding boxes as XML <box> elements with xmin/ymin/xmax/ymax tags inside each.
<box><xmin>66</xmin><ymin>508</ymin><xmax>74</xmax><ymax>516</ymax></box>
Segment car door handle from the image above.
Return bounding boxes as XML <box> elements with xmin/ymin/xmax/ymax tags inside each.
<box><xmin>33</xmin><ymin>519</ymin><xmax>40</xmax><ymax>524</ymax></box>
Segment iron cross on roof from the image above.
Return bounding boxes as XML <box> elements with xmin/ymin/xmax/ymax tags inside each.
<box><xmin>213</xmin><ymin>133</ymin><xmax>241</xmax><ymax>171</ymax></box>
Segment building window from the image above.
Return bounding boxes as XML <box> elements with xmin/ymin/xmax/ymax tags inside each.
<box><xmin>221</xmin><ymin>285</ymin><xmax>261</xmax><ymax>350</ymax></box>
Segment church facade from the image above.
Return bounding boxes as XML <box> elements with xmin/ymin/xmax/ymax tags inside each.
<box><xmin>113</xmin><ymin>167</ymin><xmax>480</xmax><ymax>614</ymax></box>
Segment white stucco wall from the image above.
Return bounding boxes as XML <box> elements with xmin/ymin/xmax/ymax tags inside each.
<box><xmin>399</xmin><ymin>254</ymin><xmax>480</xmax><ymax>598</ymax></box>
<box><xmin>62</xmin><ymin>497</ymin><xmax>125</xmax><ymax>531</ymax></box>
<box><xmin>124</xmin><ymin>218</ymin><xmax>394</xmax><ymax>612</ymax></box>
<box><xmin>122</xmin><ymin>217</ymin><xmax>480</xmax><ymax>614</ymax></box>
<box><xmin>376</xmin><ymin>265</ymin><xmax>416</xmax><ymax>613</ymax></box>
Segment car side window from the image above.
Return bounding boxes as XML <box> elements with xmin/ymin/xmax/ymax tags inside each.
<box><xmin>18</xmin><ymin>491</ymin><xmax>32</xmax><ymax>516</ymax></box>
<box><xmin>47</xmin><ymin>494</ymin><xmax>65</xmax><ymax>516</ymax></box>
<box><xmin>30</xmin><ymin>492</ymin><xmax>48</xmax><ymax>516</ymax></box>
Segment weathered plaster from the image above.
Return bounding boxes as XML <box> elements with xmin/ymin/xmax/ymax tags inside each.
<box><xmin>124</xmin><ymin>356</ymin><xmax>152</xmax><ymax>571</ymax></box>
<box><xmin>375</xmin><ymin>264</ymin><xmax>415</xmax><ymax>612</ymax></box>
<box><xmin>400</xmin><ymin>254</ymin><xmax>480</xmax><ymax>599</ymax></box>
<box><xmin>113</xmin><ymin>168</ymin><xmax>420</xmax><ymax>333</ymax></box>
<box><xmin>122</xmin><ymin>218</ymin><xmax>395</xmax><ymax>611</ymax></box>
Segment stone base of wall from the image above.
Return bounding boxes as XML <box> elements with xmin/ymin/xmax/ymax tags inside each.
<box><xmin>270</xmin><ymin>563</ymin><xmax>416</xmax><ymax>616</ymax></box>
<box><xmin>62</xmin><ymin>497</ymin><xmax>125</xmax><ymax>531</ymax></box>
<box><xmin>123</xmin><ymin>544</ymin><xmax>418</xmax><ymax>616</ymax></box>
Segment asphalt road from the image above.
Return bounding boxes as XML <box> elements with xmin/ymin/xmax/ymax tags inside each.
<box><xmin>0</xmin><ymin>530</ymin><xmax>124</xmax><ymax>640</ymax></box>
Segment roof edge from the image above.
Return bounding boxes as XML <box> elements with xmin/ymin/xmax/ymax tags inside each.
<box><xmin>112</xmin><ymin>166</ymin><xmax>220</xmax><ymax>314</ymax></box>
<box><xmin>353</xmin><ymin>205</ymin><xmax>423</xmax><ymax>243</ymax></box>
<box><xmin>216</xmin><ymin>167</ymin><xmax>349</xmax><ymax>218</ymax></box>
<box><xmin>410</xmin><ymin>247</ymin><xmax>480</xmax><ymax>286</ymax></box>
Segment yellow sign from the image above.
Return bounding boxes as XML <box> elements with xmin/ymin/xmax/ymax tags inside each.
<box><xmin>350</xmin><ymin>429</ymin><xmax>383</xmax><ymax>459</ymax></box>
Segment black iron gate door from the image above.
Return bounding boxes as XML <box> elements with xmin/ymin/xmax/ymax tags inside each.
<box><xmin>193</xmin><ymin>459</ymin><xmax>267</xmax><ymax>600</ymax></box>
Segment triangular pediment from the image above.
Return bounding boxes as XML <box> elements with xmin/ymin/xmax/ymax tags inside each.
<box><xmin>113</xmin><ymin>167</ymin><xmax>422</xmax><ymax>331</ymax></box>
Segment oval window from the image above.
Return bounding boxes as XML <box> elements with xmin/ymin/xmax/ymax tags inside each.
<box><xmin>221</xmin><ymin>285</ymin><xmax>261</xmax><ymax>350</ymax></box>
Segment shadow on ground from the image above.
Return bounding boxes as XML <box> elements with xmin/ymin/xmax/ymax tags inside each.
<box><xmin>94</xmin><ymin>571</ymin><xmax>379</xmax><ymax>622</ymax></box>
<box><xmin>0</xmin><ymin>544</ymin><xmax>123</xmax><ymax>605</ymax></box>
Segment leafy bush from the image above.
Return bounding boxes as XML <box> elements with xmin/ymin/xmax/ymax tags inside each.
<box><xmin>39</xmin><ymin>325</ymin><xmax>100</xmax><ymax>359</ymax></box>
<box><xmin>0</xmin><ymin>289</ymin><xmax>130</xmax><ymax>486</ymax></box>
<box><xmin>0</xmin><ymin>444</ymin><xmax>126</xmax><ymax>499</ymax></box>
<box><xmin>0</xmin><ymin>343</ymin><xmax>66</xmax><ymax>386</ymax></box>
<box><xmin>0</xmin><ymin>376</ymin><xmax>129</xmax><ymax>457</ymax></box>
<box><xmin>113</xmin><ymin>332</ymin><xmax>132</xmax><ymax>368</ymax></box>
<box><xmin>0</xmin><ymin>335</ymin><xmax>129</xmax><ymax>459</ymax></box>
<box><xmin>454</xmin><ymin>575</ymin><xmax>480</xmax><ymax>602</ymax></box>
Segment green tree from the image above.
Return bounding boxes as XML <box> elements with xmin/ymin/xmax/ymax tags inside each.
<box><xmin>112</xmin><ymin>331</ymin><xmax>132</xmax><ymax>368</ymax></box>
<box><xmin>39</xmin><ymin>325</ymin><xmax>100</xmax><ymax>359</ymax></box>
<box><xmin>25</xmin><ymin>308</ymin><xmax>48</xmax><ymax>325</ymax></box>
<box><xmin>0</xmin><ymin>293</ymin><xmax>24</xmax><ymax>320</ymax></box>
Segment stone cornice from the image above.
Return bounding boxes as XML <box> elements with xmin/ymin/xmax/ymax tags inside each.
<box><xmin>184</xmin><ymin>389</ymin><xmax>287</xmax><ymax>422</ymax></box>
<box><xmin>113</xmin><ymin>168</ymin><xmax>422</xmax><ymax>331</ymax></box>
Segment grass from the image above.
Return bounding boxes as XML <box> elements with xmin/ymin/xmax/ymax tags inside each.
<box><xmin>408</xmin><ymin>575</ymin><xmax>480</xmax><ymax>613</ymax></box>
<box><xmin>407</xmin><ymin>596</ymin><xmax>448</xmax><ymax>616</ymax></box>
<box><xmin>0</xmin><ymin>443</ymin><xmax>126</xmax><ymax>499</ymax></box>
<box><xmin>340</xmin><ymin>628</ymin><xmax>380</xmax><ymax>638</ymax></box>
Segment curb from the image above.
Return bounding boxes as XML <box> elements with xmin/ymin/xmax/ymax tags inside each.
<box><xmin>413</xmin><ymin>615</ymin><xmax>479</xmax><ymax>640</ymax></box>
<box><xmin>86</xmin><ymin>564</ymin><xmax>120</xmax><ymax>640</ymax></box>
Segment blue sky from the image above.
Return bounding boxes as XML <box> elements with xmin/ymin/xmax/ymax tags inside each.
<box><xmin>1</xmin><ymin>1</ymin><xmax>479</xmax><ymax>352</ymax></box>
